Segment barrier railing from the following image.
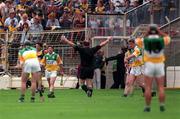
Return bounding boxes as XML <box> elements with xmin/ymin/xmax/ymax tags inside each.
<box><xmin>0</xmin><ymin>29</ymin><xmax>88</xmax><ymax>77</ymax></box>
<box><xmin>87</xmin><ymin>0</ymin><xmax>180</xmax><ymax>37</ymax></box>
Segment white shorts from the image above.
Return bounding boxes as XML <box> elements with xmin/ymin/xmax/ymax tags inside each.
<box><xmin>45</xmin><ymin>70</ymin><xmax>57</xmax><ymax>78</ymax></box>
<box><xmin>144</xmin><ymin>62</ymin><xmax>165</xmax><ymax>78</ymax></box>
<box><xmin>130</xmin><ymin>65</ymin><xmax>143</xmax><ymax>76</ymax></box>
<box><xmin>23</xmin><ymin>58</ymin><xmax>41</xmax><ymax>73</ymax></box>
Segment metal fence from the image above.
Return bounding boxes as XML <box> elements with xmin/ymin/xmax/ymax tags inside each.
<box><xmin>0</xmin><ymin>29</ymin><xmax>87</xmax><ymax>77</ymax></box>
<box><xmin>86</xmin><ymin>0</ymin><xmax>180</xmax><ymax>37</ymax></box>
<box><xmin>0</xmin><ymin>30</ymin><xmax>129</xmax><ymax>88</ymax></box>
<box><xmin>161</xmin><ymin>17</ymin><xmax>180</xmax><ymax>88</ymax></box>
<box><xmin>0</xmin><ymin>27</ymin><xmax>180</xmax><ymax>88</ymax></box>
<box><xmin>87</xmin><ymin>13</ymin><xmax>126</xmax><ymax>36</ymax></box>
<box><xmin>160</xmin><ymin>17</ymin><xmax>180</xmax><ymax>67</ymax></box>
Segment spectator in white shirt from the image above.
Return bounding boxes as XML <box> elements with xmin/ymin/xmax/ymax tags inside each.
<box><xmin>30</xmin><ymin>15</ymin><xmax>43</xmax><ymax>42</ymax></box>
<box><xmin>46</xmin><ymin>12</ymin><xmax>60</xmax><ymax>30</ymax></box>
<box><xmin>17</xmin><ymin>13</ymin><xmax>31</xmax><ymax>30</ymax></box>
<box><xmin>4</xmin><ymin>9</ymin><xmax>18</xmax><ymax>29</ymax></box>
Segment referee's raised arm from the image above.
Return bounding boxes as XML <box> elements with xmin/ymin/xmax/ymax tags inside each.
<box><xmin>99</xmin><ymin>36</ymin><xmax>113</xmax><ymax>47</ymax></box>
<box><xmin>60</xmin><ymin>35</ymin><xmax>75</xmax><ymax>47</ymax></box>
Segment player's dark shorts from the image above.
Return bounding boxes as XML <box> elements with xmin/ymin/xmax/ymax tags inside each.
<box><xmin>79</xmin><ymin>66</ymin><xmax>94</xmax><ymax>79</ymax></box>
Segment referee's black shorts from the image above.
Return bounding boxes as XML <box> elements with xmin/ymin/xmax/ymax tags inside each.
<box><xmin>79</xmin><ymin>66</ymin><xmax>94</xmax><ymax>80</ymax></box>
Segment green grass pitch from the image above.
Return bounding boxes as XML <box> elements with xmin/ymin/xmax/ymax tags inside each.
<box><xmin>0</xmin><ymin>89</ymin><xmax>179</xmax><ymax>119</ymax></box>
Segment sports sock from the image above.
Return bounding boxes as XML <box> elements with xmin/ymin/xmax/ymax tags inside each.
<box><xmin>141</xmin><ymin>86</ymin><xmax>145</xmax><ymax>93</ymax></box>
<box><xmin>38</xmin><ymin>89</ymin><xmax>43</xmax><ymax>97</ymax></box>
<box><xmin>81</xmin><ymin>85</ymin><xmax>88</xmax><ymax>92</ymax></box>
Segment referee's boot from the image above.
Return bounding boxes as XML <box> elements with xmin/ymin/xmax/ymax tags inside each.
<box><xmin>87</xmin><ymin>89</ymin><xmax>93</xmax><ymax>97</ymax></box>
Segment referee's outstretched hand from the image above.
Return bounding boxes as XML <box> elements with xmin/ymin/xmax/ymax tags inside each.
<box><xmin>108</xmin><ymin>36</ymin><xmax>113</xmax><ymax>41</ymax></box>
<box><xmin>61</xmin><ymin>35</ymin><xmax>66</xmax><ymax>41</ymax></box>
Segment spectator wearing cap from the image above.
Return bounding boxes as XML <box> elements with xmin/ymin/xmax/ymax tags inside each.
<box><xmin>53</xmin><ymin>0</ymin><xmax>64</xmax><ymax>19</ymax></box>
<box><xmin>59</xmin><ymin>7</ymin><xmax>72</xmax><ymax>29</ymax></box>
<box><xmin>30</xmin><ymin>15</ymin><xmax>43</xmax><ymax>43</ymax></box>
<box><xmin>53</xmin><ymin>0</ymin><xmax>62</xmax><ymax>7</ymax></box>
<box><xmin>17</xmin><ymin>13</ymin><xmax>31</xmax><ymax>30</ymax></box>
<box><xmin>46</xmin><ymin>12</ymin><xmax>60</xmax><ymax>30</ymax></box>
<box><xmin>4</xmin><ymin>9</ymin><xmax>18</xmax><ymax>30</ymax></box>
<box><xmin>56</xmin><ymin>5</ymin><xmax>64</xmax><ymax>19</ymax></box>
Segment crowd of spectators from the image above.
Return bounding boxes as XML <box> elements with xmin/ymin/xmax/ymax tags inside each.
<box><xmin>0</xmin><ymin>0</ymin><xmax>167</xmax><ymax>32</ymax></box>
<box><xmin>0</xmin><ymin>0</ymin><xmax>86</xmax><ymax>33</ymax></box>
<box><xmin>0</xmin><ymin>0</ymin><xmax>178</xmax><ymax>40</ymax></box>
